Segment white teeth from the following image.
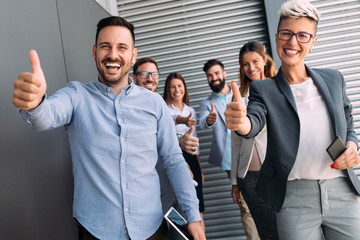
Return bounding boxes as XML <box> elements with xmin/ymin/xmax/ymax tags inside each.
<box><xmin>105</xmin><ymin>63</ymin><xmax>120</xmax><ymax>67</ymax></box>
<box><xmin>285</xmin><ymin>49</ymin><xmax>298</xmax><ymax>54</ymax></box>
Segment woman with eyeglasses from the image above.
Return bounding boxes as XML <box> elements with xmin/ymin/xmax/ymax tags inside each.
<box><xmin>231</xmin><ymin>41</ymin><xmax>278</xmax><ymax>240</ymax></box>
<box><xmin>225</xmin><ymin>0</ymin><xmax>360</xmax><ymax>239</ymax></box>
<box><xmin>163</xmin><ymin>72</ymin><xmax>205</xmax><ymax>231</ymax></box>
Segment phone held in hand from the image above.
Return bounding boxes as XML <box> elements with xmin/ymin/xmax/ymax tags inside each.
<box><xmin>326</xmin><ymin>136</ymin><xmax>347</xmax><ymax>160</ymax></box>
<box><xmin>164</xmin><ymin>207</ymin><xmax>194</xmax><ymax>240</ymax></box>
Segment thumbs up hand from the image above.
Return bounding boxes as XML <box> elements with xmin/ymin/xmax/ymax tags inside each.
<box><xmin>206</xmin><ymin>102</ymin><xmax>218</xmax><ymax>126</ymax></box>
<box><xmin>225</xmin><ymin>81</ymin><xmax>251</xmax><ymax>135</ymax></box>
<box><xmin>177</xmin><ymin>112</ymin><xmax>197</xmax><ymax>127</ymax></box>
<box><xmin>13</xmin><ymin>50</ymin><xmax>47</xmax><ymax>110</ymax></box>
<box><xmin>179</xmin><ymin>126</ymin><xmax>200</xmax><ymax>155</ymax></box>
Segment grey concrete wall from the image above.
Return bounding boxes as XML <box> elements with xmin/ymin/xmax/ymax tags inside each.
<box><xmin>0</xmin><ymin>0</ymin><xmax>109</xmax><ymax>239</ymax></box>
<box><xmin>264</xmin><ymin>0</ymin><xmax>286</xmax><ymax>69</ymax></box>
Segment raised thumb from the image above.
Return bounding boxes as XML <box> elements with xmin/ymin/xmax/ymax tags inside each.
<box><xmin>186</xmin><ymin>126</ymin><xmax>194</xmax><ymax>136</ymax></box>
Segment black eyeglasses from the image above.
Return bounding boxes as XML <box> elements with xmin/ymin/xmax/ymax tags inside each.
<box><xmin>135</xmin><ymin>71</ymin><xmax>160</xmax><ymax>79</ymax></box>
<box><xmin>277</xmin><ymin>30</ymin><xmax>314</xmax><ymax>43</ymax></box>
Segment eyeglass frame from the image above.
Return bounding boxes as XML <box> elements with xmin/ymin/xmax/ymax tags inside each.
<box><xmin>277</xmin><ymin>29</ymin><xmax>315</xmax><ymax>43</ymax></box>
<box><xmin>135</xmin><ymin>71</ymin><xmax>160</xmax><ymax>79</ymax></box>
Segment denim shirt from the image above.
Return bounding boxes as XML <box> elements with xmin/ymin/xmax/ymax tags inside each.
<box><xmin>20</xmin><ymin>79</ymin><xmax>200</xmax><ymax>240</ymax></box>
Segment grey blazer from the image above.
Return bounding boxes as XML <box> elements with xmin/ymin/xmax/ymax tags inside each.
<box><xmin>199</xmin><ymin>91</ymin><xmax>229</xmax><ymax>166</ymax></box>
<box><xmin>245</xmin><ymin>65</ymin><xmax>360</xmax><ymax>212</ymax></box>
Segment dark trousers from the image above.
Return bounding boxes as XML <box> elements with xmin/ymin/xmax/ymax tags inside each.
<box><xmin>77</xmin><ymin>219</ymin><xmax>169</xmax><ymax>240</ymax></box>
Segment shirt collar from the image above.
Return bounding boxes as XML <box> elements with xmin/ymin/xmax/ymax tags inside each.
<box><xmin>95</xmin><ymin>77</ymin><xmax>134</xmax><ymax>96</ymax></box>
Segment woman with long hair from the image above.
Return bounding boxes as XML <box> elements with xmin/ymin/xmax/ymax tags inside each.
<box><xmin>163</xmin><ymin>72</ymin><xmax>205</xmax><ymax>231</ymax></box>
<box><xmin>231</xmin><ymin>41</ymin><xmax>278</xmax><ymax>240</ymax></box>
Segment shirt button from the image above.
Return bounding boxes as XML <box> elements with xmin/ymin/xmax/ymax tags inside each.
<box><xmin>125</xmin><ymin>208</ymin><xmax>128</xmax><ymax>212</ymax></box>
<box><xmin>121</xmin><ymin>160</ymin><xmax>125</xmax><ymax>164</ymax></box>
<box><xmin>121</xmin><ymin>137</ymin><xmax>125</xmax><ymax>141</ymax></box>
<box><xmin>122</xmin><ymin>184</ymin><xmax>126</xmax><ymax>188</ymax></box>
<box><xmin>106</xmin><ymin>88</ymin><xmax>111</xmax><ymax>92</ymax></box>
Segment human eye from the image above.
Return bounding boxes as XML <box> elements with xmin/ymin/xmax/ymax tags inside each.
<box><xmin>99</xmin><ymin>44</ymin><xmax>110</xmax><ymax>49</ymax></box>
<box><xmin>151</xmin><ymin>72</ymin><xmax>160</xmax><ymax>79</ymax></box>
<box><xmin>140</xmin><ymin>72</ymin><xmax>148</xmax><ymax>78</ymax></box>
<box><xmin>298</xmin><ymin>32</ymin><xmax>309</xmax><ymax>41</ymax></box>
<box><xmin>282</xmin><ymin>31</ymin><xmax>292</xmax><ymax>37</ymax></box>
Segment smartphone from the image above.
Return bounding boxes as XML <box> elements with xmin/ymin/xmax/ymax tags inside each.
<box><xmin>164</xmin><ymin>207</ymin><xmax>194</xmax><ymax>240</ymax></box>
<box><xmin>326</xmin><ymin>136</ymin><xmax>347</xmax><ymax>160</ymax></box>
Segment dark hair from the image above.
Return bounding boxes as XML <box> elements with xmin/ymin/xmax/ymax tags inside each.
<box><xmin>203</xmin><ymin>59</ymin><xmax>225</xmax><ymax>73</ymax></box>
<box><xmin>95</xmin><ymin>16</ymin><xmax>135</xmax><ymax>46</ymax></box>
<box><xmin>239</xmin><ymin>41</ymin><xmax>277</xmax><ymax>97</ymax></box>
<box><xmin>163</xmin><ymin>72</ymin><xmax>190</xmax><ymax>106</ymax></box>
<box><xmin>133</xmin><ymin>57</ymin><xmax>159</xmax><ymax>74</ymax></box>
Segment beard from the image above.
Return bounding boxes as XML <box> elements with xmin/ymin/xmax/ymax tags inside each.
<box><xmin>209</xmin><ymin>77</ymin><xmax>226</xmax><ymax>93</ymax></box>
<box><xmin>95</xmin><ymin>55</ymin><xmax>131</xmax><ymax>86</ymax></box>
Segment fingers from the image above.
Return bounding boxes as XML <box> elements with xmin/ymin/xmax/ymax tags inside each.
<box><xmin>260</xmin><ymin>70</ymin><xmax>264</xmax><ymax>80</ymax></box>
<box><xmin>180</xmin><ymin>131</ymin><xmax>199</xmax><ymax>155</ymax></box>
<box><xmin>331</xmin><ymin>143</ymin><xmax>360</xmax><ymax>170</ymax></box>
<box><xmin>29</xmin><ymin>50</ymin><xmax>44</xmax><ymax>77</ymax></box>
<box><xmin>188</xmin><ymin>112</ymin><xmax>193</xmax><ymax>118</ymax></box>
<box><xmin>13</xmin><ymin>50</ymin><xmax>47</xmax><ymax>110</ymax></box>
<box><xmin>231</xmin><ymin>80</ymin><xmax>241</xmax><ymax>102</ymax></box>
<box><xmin>210</xmin><ymin>102</ymin><xmax>215</xmax><ymax>112</ymax></box>
<box><xmin>186</xmin><ymin>126</ymin><xmax>194</xmax><ymax>136</ymax></box>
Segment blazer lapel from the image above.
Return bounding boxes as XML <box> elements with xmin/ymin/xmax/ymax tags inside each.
<box><xmin>275</xmin><ymin>68</ymin><xmax>298</xmax><ymax>114</ymax></box>
<box><xmin>306</xmin><ymin>66</ymin><xmax>337</xmax><ymax>136</ymax></box>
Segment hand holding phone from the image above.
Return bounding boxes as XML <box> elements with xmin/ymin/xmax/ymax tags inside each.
<box><xmin>164</xmin><ymin>207</ymin><xmax>194</xmax><ymax>240</ymax></box>
<box><xmin>326</xmin><ymin>136</ymin><xmax>347</xmax><ymax>161</ymax></box>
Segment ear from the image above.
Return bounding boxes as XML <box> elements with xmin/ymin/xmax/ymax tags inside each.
<box><xmin>223</xmin><ymin>70</ymin><xmax>227</xmax><ymax>79</ymax></box>
<box><xmin>132</xmin><ymin>73</ymin><xmax>136</xmax><ymax>82</ymax></box>
<box><xmin>132</xmin><ymin>48</ymin><xmax>138</xmax><ymax>65</ymax></box>
<box><xmin>92</xmin><ymin>45</ymin><xmax>96</xmax><ymax>61</ymax></box>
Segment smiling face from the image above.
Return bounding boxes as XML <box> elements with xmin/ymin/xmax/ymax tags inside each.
<box><xmin>169</xmin><ymin>78</ymin><xmax>185</xmax><ymax>103</ymax></box>
<box><xmin>241</xmin><ymin>51</ymin><xmax>266</xmax><ymax>81</ymax></box>
<box><xmin>276</xmin><ymin>17</ymin><xmax>317</xmax><ymax>68</ymax></box>
<box><xmin>132</xmin><ymin>62</ymin><xmax>159</xmax><ymax>92</ymax></box>
<box><xmin>206</xmin><ymin>64</ymin><xmax>227</xmax><ymax>93</ymax></box>
<box><xmin>93</xmin><ymin>26</ymin><xmax>137</xmax><ymax>87</ymax></box>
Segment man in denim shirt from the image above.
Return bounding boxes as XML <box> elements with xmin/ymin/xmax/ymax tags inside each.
<box><xmin>13</xmin><ymin>16</ymin><xmax>205</xmax><ymax>240</ymax></box>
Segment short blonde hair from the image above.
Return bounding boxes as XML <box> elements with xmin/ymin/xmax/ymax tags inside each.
<box><xmin>278</xmin><ymin>0</ymin><xmax>321</xmax><ymax>32</ymax></box>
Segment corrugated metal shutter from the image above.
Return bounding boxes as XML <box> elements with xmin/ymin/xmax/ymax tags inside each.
<box><xmin>306</xmin><ymin>0</ymin><xmax>360</xmax><ymax>175</ymax></box>
<box><xmin>117</xmin><ymin>0</ymin><xmax>269</xmax><ymax>239</ymax></box>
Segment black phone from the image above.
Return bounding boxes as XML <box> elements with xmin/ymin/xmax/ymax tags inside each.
<box><xmin>164</xmin><ymin>207</ymin><xmax>194</xmax><ymax>240</ymax></box>
<box><xmin>326</xmin><ymin>136</ymin><xmax>347</xmax><ymax>161</ymax></box>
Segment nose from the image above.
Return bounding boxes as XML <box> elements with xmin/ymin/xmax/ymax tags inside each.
<box><xmin>288</xmin><ymin>33</ymin><xmax>298</xmax><ymax>45</ymax></box>
<box><xmin>146</xmin><ymin>74</ymin><xmax>153</xmax><ymax>80</ymax></box>
<box><xmin>249</xmin><ymin>63</ymin><xmax>255</xmax><ymax>71</ymax></box>
<box><xmin>108</xmin><ymin>47</ymin><xmax>117</xmax><ymax>59</ymax></box>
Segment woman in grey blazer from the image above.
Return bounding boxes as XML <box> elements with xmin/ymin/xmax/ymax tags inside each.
<box><xmin>225</xmin><ymin>0</ymin><xmax>360</xmax><ymax>239</ymax></box>
<box><xmin>231</xmin><ymin>41</ymin><xmax>278</xmax><ymax>240</ymax></box>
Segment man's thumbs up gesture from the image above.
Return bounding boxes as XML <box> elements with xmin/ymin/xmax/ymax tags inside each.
<box><xmin>206</xmin><ymin>102</ymin><xmax>217</xmax><ymax>126</ymax></box>
<box><xmin>225</xmin><ymin>81</ymin><xmax>251</xmax><ymax>135</ymax></box>
<box><xmin>13</xmin><ymin>50</ymin><xmax>47</xmax><ymax>110</ymax></box>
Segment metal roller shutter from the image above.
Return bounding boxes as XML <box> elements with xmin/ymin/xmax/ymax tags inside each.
<box><xmin>117</xmin><ymin>0</ymin><xmax>270</xmax><ymax>239</ymax></box>
<box><xmin>307</xmin><ymin>0</ymin><xmax>360</xmax><ymax>175</ymax></box>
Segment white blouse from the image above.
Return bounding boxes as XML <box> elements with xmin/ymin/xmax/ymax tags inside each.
<box><xmin>288</xmin><ymin>77</ymin><xmax>344</xmax><ymax>180</ymax></box>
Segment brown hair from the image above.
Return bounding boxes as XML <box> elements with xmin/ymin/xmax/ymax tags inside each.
<box><xmin>132</xmin><ymin>57</ymin><xmax>159</xmax><ymax>74</ymax></box>
<box><xmin>239</xmin><ymin>41</ymin><xmax>277</xmax><ymax>97</ymax></box>
<box><xmin>163</xmin><ymin>72</ymin><xmax>189</xmax><ymax>106</ymax></box>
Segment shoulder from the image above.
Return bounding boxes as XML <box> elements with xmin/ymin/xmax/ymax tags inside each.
<box><xmin>250</xmin><ymin>77</ymin><xmax>277</xmax><ymax>91</ymax></box>
<box><xmin>311</xmin><ymin>67</ymin><xmax>342</xmax><ymax>79</ymax></box>
<box><xmin>200</xmin><ymin>93</ymin><xmax>214</xmax><ymax>104</ymax></box>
